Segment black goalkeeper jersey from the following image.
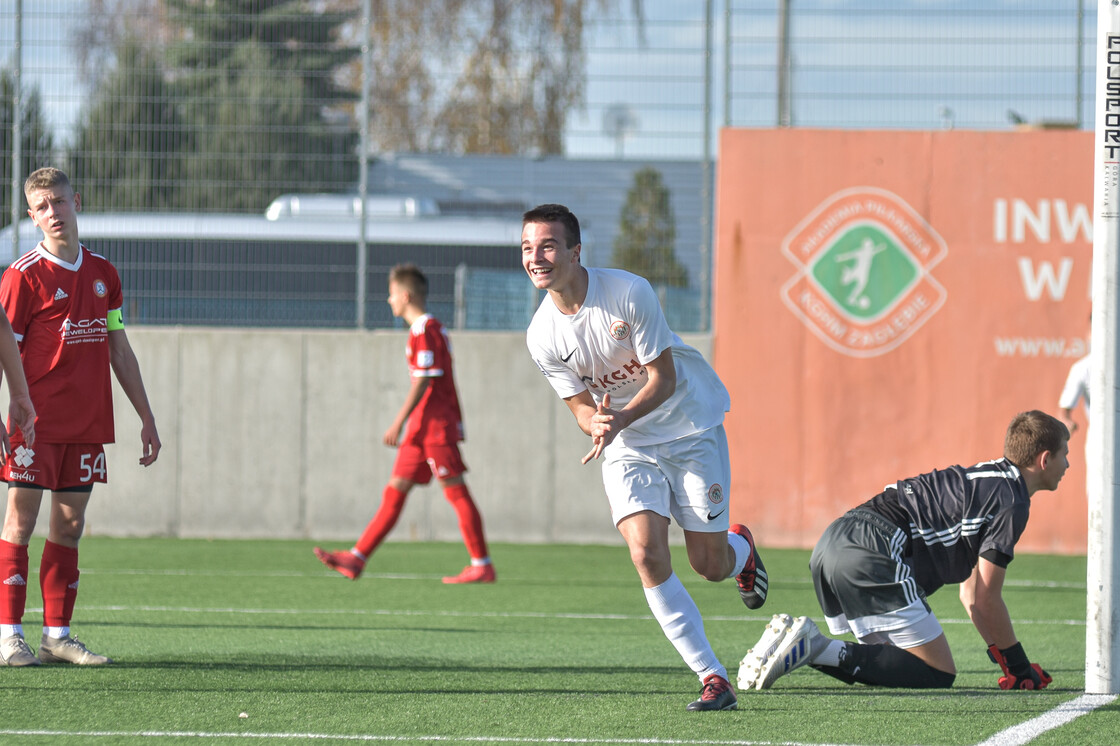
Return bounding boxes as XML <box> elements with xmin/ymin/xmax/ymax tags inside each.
<box><xmin>861</xmin><ymin>457</ymin><xmax>1031</xmax><ymax>596</ymax></box>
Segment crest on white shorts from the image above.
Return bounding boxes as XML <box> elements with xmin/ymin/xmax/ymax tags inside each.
<box><xmin>708</xmin><ymin>484</ymin><xmax>724</xmax><ymax>505</ymax></box>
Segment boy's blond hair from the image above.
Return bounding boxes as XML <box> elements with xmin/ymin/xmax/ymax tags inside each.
<box><xmin>24</xmin><ymin>167</ymin><xmax>72</xmax><ymax>202</ymax></box>
<box><xmin>389</xmin><ymin>264</ymin><xmax>428</xmax><ymax>303</ymax></box>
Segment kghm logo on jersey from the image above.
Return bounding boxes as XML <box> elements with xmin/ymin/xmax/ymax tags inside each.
<box><xmin>93</xmin><ymin>279</ymin><xmax>108</xmax><ymax>298</ymax></box>
<box><xmin>708</xmin><ymin>484</ymin><xmax>724</xmax><ymax>505</ymax></box>
<box><xmin>610</xmin><ymin>320</ymin><xmax>631</xmax><ymax>341</ymax></box>
<box><xmin>780</xmin><ymin>187</ymin><xmax>948</xmax><ymax>358</ymax></box>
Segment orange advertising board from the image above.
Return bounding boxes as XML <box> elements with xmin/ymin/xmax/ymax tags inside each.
<box><xmin>714</xmin><ymin>129</ymin><xmax>1092</xmax><ymax>554</ymax></box>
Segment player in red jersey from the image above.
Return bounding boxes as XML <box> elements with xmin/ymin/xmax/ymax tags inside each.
<box><xmin>0</xmin><ymin>168</ymin><xmax>161</xmax><ymax>667</ymax></box>
<box><xmin>314</xmin><ymin>264</ymin><xmax>494</xmax><ymax>583</ymax></box>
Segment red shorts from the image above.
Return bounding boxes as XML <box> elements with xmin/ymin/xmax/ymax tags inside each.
<box><xmin>392</xmin><ymin>443</ymin><xmax>467</xmax><ymax>485</ymax></box>
<box><xmin>2</xmin><ymin>433</ymin><xmax>107</xmax><ymax>491</ymax></box>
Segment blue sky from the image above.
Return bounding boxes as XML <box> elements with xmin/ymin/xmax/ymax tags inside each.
<box><xmin>1</xmin><ymin>1</ymin><xmax>1102</xmax><ymax>160</ymax></box>
<box><xmin>570</xmin><ymin>1</ymin><xmax>1098</xmax><ymax>157</ymax></box>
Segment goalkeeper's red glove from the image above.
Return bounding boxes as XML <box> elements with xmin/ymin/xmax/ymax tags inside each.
<box><xmin>987</xmin><ymin>643</ymin><xmax>1052</xmax><ymax>690</ymax></box>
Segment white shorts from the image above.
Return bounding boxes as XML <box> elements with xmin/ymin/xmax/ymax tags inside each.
<box><xmin>600</xmin><ymin>425</ymin><xmax>731</xmax><ymax>533</ymax></box>
<box><xmin>824</xmin><ymin>597</ymin><xmax>945</xmax><ymax>649</ymax></box>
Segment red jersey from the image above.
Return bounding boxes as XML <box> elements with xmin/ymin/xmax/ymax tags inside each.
<box><xmin>400</xmin><ymin>314</ymin><xmax>464</xmax><ymax>446</ymax></box>
<box><xmin>0</xmin><ymin>244</ymin><xmax>123</xmax><ymax>444</ymax></box>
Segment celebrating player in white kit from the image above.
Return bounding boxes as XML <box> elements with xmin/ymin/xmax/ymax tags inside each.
<box><xmin>521</xmin><ymin>203</ymin><xmax>767</xmax><ymax>711</ymax></box>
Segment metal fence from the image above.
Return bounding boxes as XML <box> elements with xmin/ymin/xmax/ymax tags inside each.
<box><xmin>1</xmin><ymin>1</ymin><xmax>1100</xmax><ymax>331</ymax></box>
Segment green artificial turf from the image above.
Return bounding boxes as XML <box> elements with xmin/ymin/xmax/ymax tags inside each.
<box><xmin>0</xmin><ymin>537</ymin><xmax>1112</xmax><ymax>745</ymax></box>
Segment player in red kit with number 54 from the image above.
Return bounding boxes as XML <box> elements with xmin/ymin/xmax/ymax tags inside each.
<box><xmin>0</xmin><ymin>167</ymin><xmax>161</xmax><ymax>667</ymax></box>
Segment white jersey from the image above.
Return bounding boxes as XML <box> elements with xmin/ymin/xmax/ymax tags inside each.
<box><xmin>526</xmin><ymin>267</ymin><xmax>729</xmax><ymax>448</ymax></box>
<box><xmin>1059</xmin><ymin>353</ymin><xmax>1090</xmax><ymax>415</ymax></box>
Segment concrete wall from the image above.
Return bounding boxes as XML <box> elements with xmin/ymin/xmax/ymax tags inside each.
<box><xmin>24</xmin><ymin>328</ymin><xmax>709</xmax><ymax>546</ymax></box>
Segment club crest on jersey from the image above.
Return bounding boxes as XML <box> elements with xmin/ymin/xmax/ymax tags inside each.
<box><xmin>610</xmin><ymin>320</ymin><xmax>631</xmax><ymax>341</ymax></box>
<box><xmin>779</xmin><ymin>187</ymin><xmax>947</xmax><ymax>358</ymax></box>
<box><xmin>708</xmin><ymin>484</ymin><xmax>724</xmax><ymax>505</ymax></box>
<box><xmin>92</xmin><ymin>279</ymin><xmax>108</xmax><ymax>298</ymax></box>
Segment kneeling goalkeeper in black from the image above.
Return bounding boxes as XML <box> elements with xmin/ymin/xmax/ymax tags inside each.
<box><xmin>737</xmin><ymin>410</ymin><xmax>1066</xmax><ymax>691</ymax></box>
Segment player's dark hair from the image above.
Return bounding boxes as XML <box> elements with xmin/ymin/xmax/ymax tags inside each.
<box><xmin>389</xmin><ymin>263</ymin><xmax>428</xmax><ymax>302</ymax></box>
<box><xmin>523</xmin><ymin>203</ymin><xmax>581</xmax><ymax>249</ymax></box>
<box><xmin>1004</xmin><ymin>410</ymin><xmax>1069</xmax><ymax>467</ymax></box>
<box><xmin>24</xmin><ymin>167</ymin><xmax>72</xmax><ymax>200</ymax></box>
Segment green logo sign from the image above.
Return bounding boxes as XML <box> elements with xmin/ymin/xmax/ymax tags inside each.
<box><xmin>781</xmin><ymin>188</ymin><xmax>947</xmax><ymax>358</ymax></box>
<box><xmin>809</xmin><ymin>222</ymin><xmax>919</xmax><ymax>322</ymax></box>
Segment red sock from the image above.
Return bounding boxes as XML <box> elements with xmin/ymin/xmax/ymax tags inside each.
<box><xmin>40</xmin><ymin>541</ymin><xmax>79</xmax><ymax>628</ymax></box>
<box><xmin>354</xmin><ymin>485</ymin><xmax>408</xmax><ymax>558</ymax></box>
<box><xmin>0</xmin><ymin>540</ymin><xmax>29</xmax><ymax>625</ymax></box>
<box><xmin>443</xmin><ymin>483</ymin><xmax>489</xmax><ymax>560</ymax></box>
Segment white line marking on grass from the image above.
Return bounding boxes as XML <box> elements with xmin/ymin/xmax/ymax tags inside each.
<box><xmin>973</xmin><ymin>693</ymin><xmax>1117</xmax><ymax>746</ymax></box>
<box><xmin>1002</xmin><ymin>579</ymin><xmax>1087</xmax><ymax>590</ymax></box>
<box><xmin>79</xmin><ymin>569</ymin><xmax>448</xmax><ymax>580</ymax></box>
<box><xmin>934</xmin><ymin>617</ymin><xmax>1085</xmax><ymax>628</ymax></box>
<box><xmin>52</xmin><ymin>604</ymin><xmax>1084</xmax><ymax>628</ymax></box>
<box><xmin>71</xmin><ymin>568</ymin><xmax>1089</xmax><ymax>590</ymax></box>
<box><xmin>0</xmin><ymin>730</ymin><xmax>865</xmax><ymax>745</ymax></box>
<box><xmin>76</xmin><ymin>604</ymin><xmax>645</xmax><ymax>620</ymax></box>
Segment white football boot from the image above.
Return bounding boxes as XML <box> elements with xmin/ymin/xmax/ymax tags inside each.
<box><xmin>737</xmin><ymin>613</ymin><xmax>793</xmax><ymax>690</ymax></box>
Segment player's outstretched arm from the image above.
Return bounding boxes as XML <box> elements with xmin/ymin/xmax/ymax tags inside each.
<box><xmin>108</xmin><ymin>329</ymin><xmax>160</xmax><ymax>466</ymax></box>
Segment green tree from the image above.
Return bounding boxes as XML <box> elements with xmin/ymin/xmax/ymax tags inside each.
<box><xmin>161</xmin><ymin>0</ymin><xmax>359</xmax><ymax>211</ymax></box>
<box><xmin>612</xmin><ymin>166</ymin><xmax>687</xmax><ymax>287</ymax></box>
<box><xmin>0</xmin><ymin>71</ymin><xmax>56</xmax><ymax>230</ymax></box>
<box><xmin>77</xmin><ymin>1</ymin><xmax>643</xmax><ymax>162</ymax></box>
<box><xmin>70</xmin><ymin>42</ymin><xmax>187</xmax><ymax>212</ymax></box>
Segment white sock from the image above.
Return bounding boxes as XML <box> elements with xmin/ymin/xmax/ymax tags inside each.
<box><xmin>644</xmin><ymin>572</ymin><xmax>727</xmax><ymax>682</ymax></box>
<box><xmin>810</xmin><ymin>638</ymin><xmax>845</xmax><ymax>667</ymax></box>
<box><xmin>1</xmin><ymin>624</ymin><xmax>23</xmax><ymax>639</ymax></box>
<box><xmin>471</xmin><ymin>557</ymin><xmax>491</xmax><ymax>567</ymax></box>
<box><xmin>350</xmin><ymin>549</ymin><xmax>367</xmax><ymax>562</ymax></box>
<box><xmin>726</xmin><ymin>531</ymin><xmax>749</xmax><ymax>578</ymax></box>
<box><xmin>44</xmin><ymin>626</ymin><xmax>69</xmax><ymax>640</ymax></box>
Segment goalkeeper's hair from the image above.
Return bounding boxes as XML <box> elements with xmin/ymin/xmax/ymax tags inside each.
<box><xmin>1004</xmin><ymin>410</ymin><xmax>1069</xmax><ymax>467</ymax></box>
<box><xmin>523</xmin><ymin>203</ymin><xmax>581</xmax><ymax>249</ymax></box>
<box><xmin>389</xmin><ymin>263</ymin><xmax>428</xmax><ymax>302</ymax></box>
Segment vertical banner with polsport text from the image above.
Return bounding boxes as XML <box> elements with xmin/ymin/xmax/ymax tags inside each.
<box><xmin>1086</xmin><ymin>0</ymin><xmax>1120</xmax><ymax>695</ymax></box>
